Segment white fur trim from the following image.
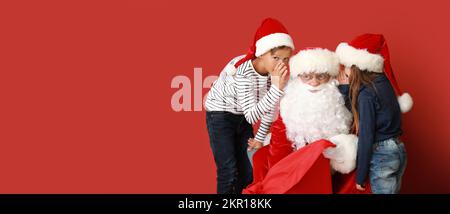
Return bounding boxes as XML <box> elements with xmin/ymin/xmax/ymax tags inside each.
<box><xmin>398</xmin><ymin>93</ymin><xmax>413</xmax><ymax>113</ymax></box>
<box><xmin>335</xmin><ymin>43</ymin><xmax>384</xmax><ymax>73</ymax></box>
<box><xmin>255</xmin><ymin>33</ymin><xmax>294</xmax><ymax>57</ymax></box>
<box><xmin>323</xmin><ymin>134</ymin><xmax>358</xmax><ymax>174</ymax></box>
<box><xmin>223</xmin><ymin>55</ymin><xmax>245</xmax><ymax>76</ymax></box>
<box><xmin>289</xmin><ymin>48</ymin><xmax>339</xmax><ymax>78</ymax></box>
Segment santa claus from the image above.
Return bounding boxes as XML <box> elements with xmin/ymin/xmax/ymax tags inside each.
<box><xmin>244</xmin><ymin>48</ymin><xmax>371</xmax><ymax>194</ymax></box>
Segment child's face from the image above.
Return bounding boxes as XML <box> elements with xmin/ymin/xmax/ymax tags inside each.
<box><xmin>260</xmin><ymin>48</ymin><xmax>292</xmax><ymax>74</ymax></box>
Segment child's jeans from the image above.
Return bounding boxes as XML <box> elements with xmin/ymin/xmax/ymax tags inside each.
<box><xmin>206</xmin><ymin>111</ymin><xmax>254</xmax><ymax>194</ymax></box>
<box><xmin>369</xmin><ymin>137</ymin><xmax>407</xmax><ymax>194</ymax></box>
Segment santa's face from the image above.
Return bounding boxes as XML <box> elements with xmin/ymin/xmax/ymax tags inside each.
<box><xmin>280</xmin><ymin>74</ymin><xmax>352</xmax><ymax>149</ymax></box>
<box><xmin>297</xmin><ymin>72</ymin><xmax>331</xmax><ymax>93</ymax></box>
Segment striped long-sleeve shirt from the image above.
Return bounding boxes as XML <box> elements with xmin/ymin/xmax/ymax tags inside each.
<box><xmin>205</xmin><ymin>57</ymin><xmax>284</xmax><ymax>142</ymax></box>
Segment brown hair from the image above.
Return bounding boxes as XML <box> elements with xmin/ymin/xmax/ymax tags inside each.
<box><xmin>349</xmin><ymin>65</ymin><xmax>380</xmax><ymax>134</ymax></box>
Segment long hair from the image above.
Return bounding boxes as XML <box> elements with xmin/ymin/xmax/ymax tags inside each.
<box><xmin>349</xmin><ymin>65</ymin><xmax>380</xmax><ymax>134</ymax></box>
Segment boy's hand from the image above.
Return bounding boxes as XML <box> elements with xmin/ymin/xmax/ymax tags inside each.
<box><xmin>271</xmin><ymin>61</ymin><xmax>289</xmax><ymax>91</ymax></box>
<box><xmin>247</xmin><ymin>138</ymin><xmax>263</xmax><ymax>151</ymax></box>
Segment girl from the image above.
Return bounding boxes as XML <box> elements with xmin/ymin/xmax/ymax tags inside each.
<box><xmin>335</xmin><ymin>34</ymin><xmax>413</xmax><ymax>194</ymax></box>
<box><xmin>205</xmin><ymin>18</ymin><xmax>295</xmax><ymax>194</ymax></box>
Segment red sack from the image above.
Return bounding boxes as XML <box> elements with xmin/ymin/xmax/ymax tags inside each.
<box><xmin>250</xmin><ymin>116</ymin><xmax>292</xmax><ymax>184</ymax></box>
<box><xmin>244</xmin><ymin>139</ymin><xmax>335</xmax><ymax>194</ymax></box>
<box><xmin>244</xmin><ymin>116</ymin><xmax>372</xmax><ymax>194</ymax></box>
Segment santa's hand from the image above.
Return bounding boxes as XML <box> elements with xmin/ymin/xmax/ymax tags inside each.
<box><xmin>326</xmin><ymin>134</ymin><xmax>358</xmax><ymax>174</ymax></box>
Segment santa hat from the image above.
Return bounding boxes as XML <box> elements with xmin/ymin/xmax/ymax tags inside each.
<box><xmin>289</xmin><ymin>48</ymin><xmax>339</xmax><ymax>78</ymax></box>
<box><xmin>225</xmin><ymin>18</ymin><xmax>295</xmax><ymax>75</ymax></box>
<box><xmin>335</xmin><ymin>34</ymin><xmax>413</xmax><ymax>113</ymax></box>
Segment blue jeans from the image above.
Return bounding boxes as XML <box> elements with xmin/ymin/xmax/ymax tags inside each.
<box><xmin>206</xmin><ymin>111</ymin><xmax>254</xmax><ymax>194</ymax></box>
<box><xmin>369</xmin><ymin>138</ymin><xmax>407</xmax><ymax>194</ymax></box>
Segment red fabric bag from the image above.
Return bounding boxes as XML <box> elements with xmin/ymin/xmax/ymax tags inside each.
<box><xmin>244</xmin><ymin>116</ymin><xmax>371</xmax><ymax>194</ymax></box>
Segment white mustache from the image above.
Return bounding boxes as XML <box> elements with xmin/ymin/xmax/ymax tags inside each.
<box><xmin>302</xmin><ymin>83</ymin><xmax>327</xmax><ymax>92</ymax></box>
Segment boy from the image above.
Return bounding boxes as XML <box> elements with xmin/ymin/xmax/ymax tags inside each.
<box><xmin>205</xmin><ymin>18</ymin><xmax>295</xmax><ymax>194</ymax></box>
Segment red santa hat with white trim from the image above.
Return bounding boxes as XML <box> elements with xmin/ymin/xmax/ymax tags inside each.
<box><xmin>335</xmin><ymin>34</ymin><xmax>413</xmax><ymax>113</ymax></box>
<box><xmin>224</xmin><ymin>18</ymin><xmax>295</xmax><ymax>75</ymax></box>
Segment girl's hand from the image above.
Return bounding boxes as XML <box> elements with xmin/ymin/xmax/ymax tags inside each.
<box><xmin>356</xmin><ymin>183</ymin><xmax>366</xmax><ymax>191</ymax></box>
<box><xmin>337</xmin><ymin>69</ymin><xmax>349</xmax><ymax>85</ymax></box>
<box><xmin>247</xmin><ymin>138</ymin><xmax>263</xmax><ymax>151</ymax></box>
<box><xmin>271</xmin><ymin>61</ymin><xmax>289</xmax><ymax>91</ymax></box>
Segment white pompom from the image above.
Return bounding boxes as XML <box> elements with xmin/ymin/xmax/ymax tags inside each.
<box><xmin>224</xmin><ymin>55</ymin><xmax>245</xmax><ymax>76</ymax></box>
<box><xmin>224</xmin><ymin>64</ymin><xmax>237</xmax><ymax>76</ymax></box>
<box><xmin>398</xmin><ymin>93</ymin><xmax>413</xmax><ymax>113</ymax></box>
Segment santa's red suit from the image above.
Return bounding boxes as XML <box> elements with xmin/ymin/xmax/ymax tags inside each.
<box><xmin>243</xmin><ymin>116</ymin><xmax>371</xmax><ymax>194</ymax></box>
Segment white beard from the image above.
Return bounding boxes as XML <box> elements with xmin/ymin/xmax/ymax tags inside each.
<box><xmin>280</xmin><ymin>79</ymin><xmax>352</xmax><ymax>150</ymax></box>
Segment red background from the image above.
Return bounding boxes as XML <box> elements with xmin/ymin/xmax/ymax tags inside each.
<box><xmin>1</xmin><ymin>0</ymin><xmax>449</xmax><ymax>193</ymax></box>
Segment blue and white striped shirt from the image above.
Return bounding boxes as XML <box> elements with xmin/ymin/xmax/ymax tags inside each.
<box><xmin>205</xmin><ymin>57</ymin><xmax>284</xmax><ymax>142</ymax></box>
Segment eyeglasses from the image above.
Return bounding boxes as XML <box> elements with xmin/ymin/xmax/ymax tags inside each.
<box><xmin>298</xmin><ymin>73</ymin><xmax>331</xmax><ymax>82</ymax></box>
